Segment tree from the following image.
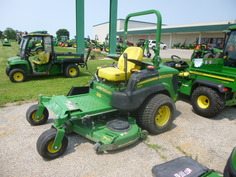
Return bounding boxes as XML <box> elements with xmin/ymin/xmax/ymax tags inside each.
<box><xmin>0</xmin><ymin>30</ymin><xmax>3</xmax><ymax>39</ymax></box>
<box><xmin>4</xmin><ymin>27</ymin><xmax>17</xmax><ymax>39</ymax></box>
<box><xmin>56</xmin><ymin>29</ymin><xmax>70</xmax><ymax>40</ymax></box>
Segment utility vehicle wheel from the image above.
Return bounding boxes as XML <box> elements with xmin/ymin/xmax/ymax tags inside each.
<box><xmin>203</xmin><ymin>53</ymin><xmax>214</xmax><ymax>58</ymax></box>
<box><xmin>191</xmin><ymin>86</ymin><xmax>225</xmax><ymax>118</ymax></box>
<box><xmin>9</xmin><ymin>69</ymin><xmax>26</xmax><ymax>83</ymax></box>
<box><xmin>36</xmin><ymin>48</ymin><xmax>43</xmax><ymax>54</ymax></box>
<box><xmin>37</xmin><ymin>129</ymin><xmax>68</xmax><ymax>159</ymax></box>
<box><xmin>26</xmin><ymin>104</ymin><xmax>49</xmax><ymax>125</ymax></box>
<box><xmin>64</xmin><ymin>64</ymin><xmax>79</xmax><ymax>78</ymax></box>
<box><xmin>138</xmin><ymin>94</ymin><xmax>176</xmax><ymax>135</ymax></box>
<box><xmin>105</xmin><ymin>46</ymin><xmax>109</xmax><ymax>52</ymax></box>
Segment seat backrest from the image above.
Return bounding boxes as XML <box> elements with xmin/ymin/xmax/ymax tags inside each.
<box><xmin>118</xmin><ymin>47</ymin><xmax>143</xmax><ymax>72</ymax></box>
<box><xmin>39</xmin><ymin>51</ymin><xmax>50</xmax><ymax>64</ymax></box>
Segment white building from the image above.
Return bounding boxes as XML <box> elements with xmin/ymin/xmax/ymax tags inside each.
<box><xmin>93</xmin><ymin>19</ymin><xmax>236</xmax><ymax>48</ymax></box>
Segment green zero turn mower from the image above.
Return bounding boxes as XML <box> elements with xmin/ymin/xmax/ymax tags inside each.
<box><xmin>26</xmin><ymin>10</ymin><xmax>179</xmax><ymax>160</ymax></box>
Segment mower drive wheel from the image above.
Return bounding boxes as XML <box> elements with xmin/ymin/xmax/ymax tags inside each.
<box><xmin>37</xmin><ymin>128</ymin><xmax>68</xmax><ymax>159</ymax></box>
<box><xmin>64</xmin><ymin>64</ymin><xmax>79</xmax><ymax>78</ymax></box>
<box><xmin>9</xmin><ymin>68</ymin><xmax>26</xmax><ymax>83</ymax></box>
<box><xmin>191</xmin><ymin>86</ymin><xmax>225</xmax><ymax>118</ymax></box>
<box><xmin>138</xmin><ymin>94</ymin><xmax>175</xmax><ymax>135</ymax></box>
<box><xmin>26</xmin><ymin>104</ymin><xmax>49</xmax><ymax>125</ymax></box>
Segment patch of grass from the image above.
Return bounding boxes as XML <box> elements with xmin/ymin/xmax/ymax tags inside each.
<box><xmin>144</xmin><ymin>139</ymin><xmax>167</xmax><ymax>160</ymax></box>
<box><xmin>175</xmin><ymin>146</ymin><xmax>193</xmax><ymax>159</ymax></box>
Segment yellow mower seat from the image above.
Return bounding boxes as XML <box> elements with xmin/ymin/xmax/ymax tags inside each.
<box><xmin>98</xmin><ymin>47</ymin><xmax>143</xmax><ymax>81</ymax></box>
<box><xmin>32</xmin><ymin>51</ymin><xmax>50</xmax><ymax>65</ymax></box>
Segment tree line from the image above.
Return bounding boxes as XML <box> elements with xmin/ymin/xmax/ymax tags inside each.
<box><xmin>0</xmin><ymin>28</ymin><xmax>70</xmax><ymax>40</ymax></box>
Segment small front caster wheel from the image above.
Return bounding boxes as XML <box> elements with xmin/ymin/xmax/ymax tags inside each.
<box><xmin>26</xmin><ymin>104</ymin><xmax>49</xmax><ymax>125</ymax></box>
<box><xmin>93</xmin><ymin>142</ymin><xmax>102</xmax><ymax>153</ymax></box>
<box><xmin>37</xmin><ymin>129</ymin><xmax>68</xmax><ymax>159</ymax></box>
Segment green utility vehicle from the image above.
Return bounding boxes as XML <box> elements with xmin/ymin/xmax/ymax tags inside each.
<box><xmin>26</xmin><ymin>10</ymin><xmax>179</xmax><ymax>160</ymax></box>
<box><xmin>6</xmin><ymin>33</ymin><xmax>86</xmax><ymax>83</ymax></box>
<box><xmin>164</xmin><ymin>25</ymin><xmax>236</xmax><ymax>118</ymax></box>
<box><xmin>152</xmin><ymin>147</ymin><xmax>236</xmax><ymax>177</ymax></box>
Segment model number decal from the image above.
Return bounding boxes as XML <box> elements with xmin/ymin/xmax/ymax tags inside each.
<box><xmin>96</xmin><ymin>86</ymin><xmax>112</xmax><ymax>95</ymax></box>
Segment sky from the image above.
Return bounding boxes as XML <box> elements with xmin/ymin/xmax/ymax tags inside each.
<box><xmin>1</xmin><ymin>0</ymin><xmax>236</xmax><ymax>39</ymax></box>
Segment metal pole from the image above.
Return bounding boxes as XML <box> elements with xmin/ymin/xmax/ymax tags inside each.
<box><xmin>76</xmin><ymin>0</ymin><xmax>84</xmax><ymax>54</ymax></box>
<box><xmin>108</xmin><ymin>0</ymin><xmax>118</xmax><ymax>57</ymax></box>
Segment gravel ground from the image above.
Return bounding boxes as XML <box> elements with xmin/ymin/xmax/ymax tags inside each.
<box><xmin>0</xmin><ymin>94</ymin><xmax>235</xmax><ymax>177</ymax></box>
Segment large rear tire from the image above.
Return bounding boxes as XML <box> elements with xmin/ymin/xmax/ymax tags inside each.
<box><xmin>191</xmin><ymin>86</ymin><xmax>225</xmax><ymax>118</ymax></box>
<box><xmin>138</xmin><ymin>94</ymin><xmax>176</xmax><ymax>135</ymax></box>
<box><xmin>37</xmin><ymin>129</ymin><xmax>68</xmax><ymax>159</ymax></box>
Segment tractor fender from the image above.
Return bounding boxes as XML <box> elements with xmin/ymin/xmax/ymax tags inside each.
<box><xmin>192</xmin><ymin>79</ymin><xmax>228</xmax><ymax>93</ymax></box>
<box><xmin>111</xmin><ymin>83</ymin><xmax>167</xmax><ymax>111</ymax></box>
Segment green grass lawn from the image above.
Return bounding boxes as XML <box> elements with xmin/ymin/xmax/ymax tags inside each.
<box><xmin>0</xmin><ymin>42</ymin><xmax>114</xmax><ymax>107</ymax></box>
<box><xmin>0</xmin><ymin>42</ymin><xmax>189</xmax><ymax>107</ymax></box>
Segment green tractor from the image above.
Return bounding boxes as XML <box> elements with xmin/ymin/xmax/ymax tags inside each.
<box><xmin>59</xmin><ymin>35</ymin><xmax>74</xmax><ymax>47</ymax></box>
<box><xmin>164</xmin><ymin>25</ymin><xmax>236</xmax><ymax>118</ymax></box>
<box><xmin>26</xmin><ymin>10</ymin><xmax>179</xmax><ymax>160</ymax></box>
<box><xmin>6</xmin><ymin>33</ymin><xmax>87</xmax><ymax>83</ymax></box>
<box><xmin>152</xmin><ymin>147</ymin><xmax>236</xmax><ymax>177</ymax></box>
<box><xmin>2</xmin><ymin>38</ymin><xmax>11</xmax><ymax>46</ymax></box>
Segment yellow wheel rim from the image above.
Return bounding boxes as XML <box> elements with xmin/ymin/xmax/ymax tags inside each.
<box><xmin>106</xmin><ymin>47</ymin><xmax>109</xmax><ymax>51</ymax></box>
<box><xmin>65</xmin><ymin>43</ymin><xmax>68</xmax><ymax>47</ymax></box>
<box><xmin>32</xmin><ymin>112</ymin><xmax>44</xmax><ymax>122</ymax></box>
<box><xmin>69</xmin><ymin>68</ymin><xmax>77</xmax><ymax>76</ymax></box>
<box><xmin>47</xmin><ymin>140</ymin><xmax>62</xmax><ymax>153</ymax></box>
<box><xmin>197</xmin><ymin>95</ymin><xmax>210</xmax><ymax>109</ymax></box>
<box><xmin>38</xmin><ymin>50</ymin><xmax>43</xmax><ymax>54</ymax></box>
<box><xmin>13</xmin><ymin>72</ymin><xmax>24</xmax><ymax>82</ymax></box>
<box><xmin>155</xmin><ymin>106</ymin><xmax>171</xmax><ymax>126</ymax></box>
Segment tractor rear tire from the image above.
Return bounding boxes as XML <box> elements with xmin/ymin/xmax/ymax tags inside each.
<box><xmin>191</xmin><ymin>86</ymin><xmax>225</xmax><ymax>118</ymax></box>
<box><xmin>37</xmin><ymin>128</ymin><xmax>68</xmax><ymax>159</ymax></box>
<box><xmin>26</xmin><ymin>104</ymin><xmax>49</xmax><ymax>125</ymax></box>
<box><xmin>9</xmin><ymin>68</ymin><xmax>26</xmax><ymax>83</ymax></box>
<box><xmin>203</xmin><ymin>53</ymin><xmax>214</xmax><ymax>58</ymax></box>
<box><xmin>64</xmin><ymin>64</ymin><xmax>79</xmax><ymax>78</ymax></box>
<box><xmin>138</xmin><ymin>94</ymin><xmax>176</xmax><ymax>135</ymax></box>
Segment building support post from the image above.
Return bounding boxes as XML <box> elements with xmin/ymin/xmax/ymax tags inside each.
<box><xmin>76</xmin><ymin>0</ymin><xmax>84</xmax><ymax>54</ymax></box>
<box><xmin>108</xmin><ymin>0</ymin><xmax>118</xmax><ymax>57</ymax></box>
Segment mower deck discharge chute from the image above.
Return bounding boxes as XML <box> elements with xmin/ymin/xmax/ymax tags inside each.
<box><xmin>26</xmin><ymin>10</ymin><xmax>179</xmax><ymax>159</ymax></box>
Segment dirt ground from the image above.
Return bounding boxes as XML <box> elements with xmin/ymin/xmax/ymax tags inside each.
<box><xmin>0</xmin><ymin>94</ymin><xmax>235</xmax><ymax>177</ymax></box>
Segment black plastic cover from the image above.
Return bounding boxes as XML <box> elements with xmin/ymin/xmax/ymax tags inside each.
<box><xmin>152</xmin><ymin>156</ymin><xmax>209</xmax><ymax>177</ymax></box>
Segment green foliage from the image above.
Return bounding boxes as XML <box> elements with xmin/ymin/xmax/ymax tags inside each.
<box><xmin>0</xmin><ymin>30</ymin><xmax>3</xmax><ymax>39</ymax></box>
<box><xmin>56</xmin><ymin>29</ymin><xmax>70</xmax><ymax>40</ymax></box>
<box><xmin>4</xmin><ymin>27</ymin><xmax>17</xmax><ymax>39</ymax></box>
